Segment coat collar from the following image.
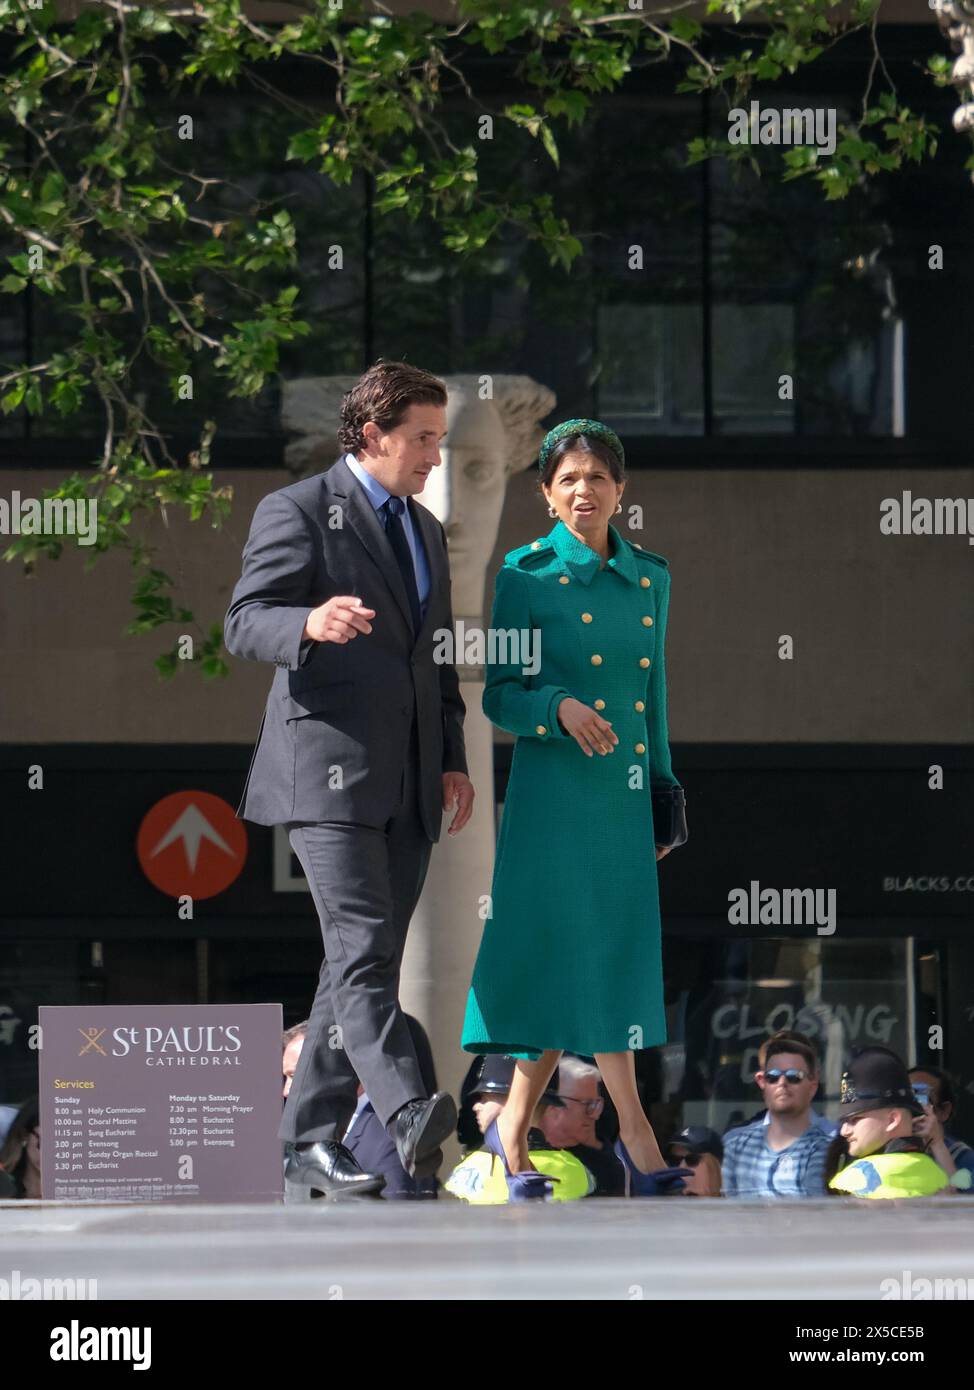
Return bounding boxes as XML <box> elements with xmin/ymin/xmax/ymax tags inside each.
<box><xmin>547</xmin><ymin>518</ymin><xmax>638</xmax><ymax>587</ymax></box>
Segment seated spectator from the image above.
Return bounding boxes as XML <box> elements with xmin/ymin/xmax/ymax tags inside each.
<box><xmin>830</xmin><ymin>1048</ymin><xmax>951</xmax><ymax>1197</ymax></box>
<box><xmin>666</xmin><ymin>1125</ymin><xmax>723</xmax><ymax>1197</ymax></box>
<box><xmin>445</xmin><ymin>1055</ymin><xmax>594</xmax><ymax>1203</ymax></box>
<box><xmin>908</xmin><ymin>1065</ymin><xmax>974</xmax><ymax>1192</ymax></box>
<box><xmin>729</xmin><ymin>1031</ymin><xmax>836</xmax><ymax>1137</ymax></box>
<box><xmin>342</xmin><ymin>1015</ymin><xmax>440</xmax><ymax>1199</ymax></box>
<box><xmin>539</xmin><ymin>1055</ymin><xmax>627</xmax><ymax>1196</ymax></box>
<box><xmin>279</xmin><ymin>1015</ymin><xmax>438</xmax><ymax>1199</ymax></box>
<box><xmin>721</xmin><ymin>1037</ymin><xmax>831</xmax><ymax>1198</ymax></box>
<box><xmin>0</xmin><ymin>1098</ymin><xmax>40</xmax><ymax>1199</ymax></box>
<box><xmin>282</xmin><ymin>1020</ymin><xmax>308</xmax><ymax>1100</ymax></box>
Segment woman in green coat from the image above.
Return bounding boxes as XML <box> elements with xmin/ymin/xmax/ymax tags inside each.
<box><xmin>461</xmin><ymin>419</ymin><xmax>686</xmax><ymax>1197</ymax></box>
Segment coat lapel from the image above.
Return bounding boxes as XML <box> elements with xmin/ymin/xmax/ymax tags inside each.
<box><xmin>408</xmin><ymin>496</ymin><xmax>445</xmax><ymax>643</ymax></box>
<box><xmin>325</xmin><ymin>456</ymin><xmax>441</xmax><ymax>646</ymax></box>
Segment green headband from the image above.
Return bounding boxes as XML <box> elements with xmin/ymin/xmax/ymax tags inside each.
<box><xmin>538</xmin><ymin>418</ymin><xmax>625</xmax><ymax>473</ymax></box>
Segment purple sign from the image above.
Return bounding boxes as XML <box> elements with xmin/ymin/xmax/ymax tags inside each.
<box><xmin>39</xmin><ymin>1005</ymin><xmax>283</xmax><ymax>1202</ymax></box>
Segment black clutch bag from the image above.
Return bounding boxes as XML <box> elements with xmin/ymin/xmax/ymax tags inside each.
<box><xmin>652</xmin><ymin>784</ymin><xmax>688</xmax><ymax>850</ymax></box>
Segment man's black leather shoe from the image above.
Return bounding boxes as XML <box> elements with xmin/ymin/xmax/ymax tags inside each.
<box><xmin>391</xmin><ymin>1092</ymin><xmax>457</xmax><ymax>1179</ymax></box>
<box><xmin>283</xmin><ymin>1140</ymin><xmax>386</xmax><ymax>1202</ymax></box>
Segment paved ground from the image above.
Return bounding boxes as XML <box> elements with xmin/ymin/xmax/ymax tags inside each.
<box><xmin>2</xmin><ymin>1197</ymin><xmax>974</xmax><ymax>1299</ymax></box>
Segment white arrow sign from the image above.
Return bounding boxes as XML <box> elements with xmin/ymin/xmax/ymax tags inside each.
<box><xmin>149</xmin><ymin>803</ymin><xmax>237</xmax><ymax>872</ymax></box>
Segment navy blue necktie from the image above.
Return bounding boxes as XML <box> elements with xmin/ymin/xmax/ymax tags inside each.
<box><xmin>382</xmin><ymin>496</ymin><xmax>421</xmax><ymax>635</ymax></box>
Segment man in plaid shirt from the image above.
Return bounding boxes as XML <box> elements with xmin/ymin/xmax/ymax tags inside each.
<box><xmin>722</xmin><ymin>1037</ymin><xmax>831</xmax><ymax>1198</ymax></box>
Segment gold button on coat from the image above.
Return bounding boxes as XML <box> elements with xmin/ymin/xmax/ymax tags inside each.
<box><xmin>642</xmin><ymin>616</ymin><xmax>653</xmax><ymax>626</ymax></box>
<box><xmin>640</xmin><ymin>576</ymin><xmax>651</xmax><ymax>588</ymax></box>
<box><xmin>594</xmin><ymin>699</ymin><xmax>606</xmax><ymax>710</ymax></box>
<box><xmin>591</xmin><ymin>654</ymin><xmax>603</xmax><ymax>666</ymax></box>
<box><xmin>536</xmin><ymin>724</ymin><xmax>547</xmax><ymax>735</ymax></box>
<box><xmin>531</xmin><ymin>541</ymin><xmax>541</xmax><ymax>550</ymax></box>
<box><xmin>635</xmin><ymin>742</ymin><xmax>646</xmax><ymax>754</ymax></box>
<box><xmin>634</xmin><ymin>700</ymin><xmax>645</xmax><ymax>712</ymax></box>
<box><xmin>559</xmin><ymin>575</ymin><xmax>570</xmax><ymax>584</ymax></box>
<box><xmin>639</xmin><ymin>657</ymin><xmax>650</xmax><ymax>668</ymax></box>
<box><xmin>581</xmin><ymin>612</ymin><xmax>593</xmax><ymax>623</ymax></box>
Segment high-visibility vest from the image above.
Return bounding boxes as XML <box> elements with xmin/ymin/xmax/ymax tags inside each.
<box><xmin>829</xmin><ymin>1151</ymin><xmax>948</xmax><ymax>1198</ymax></box>
<box><xmin>445</xmin><ymin>1146</ymin><xmax>595</xmax><ymax>1203</ymax></box>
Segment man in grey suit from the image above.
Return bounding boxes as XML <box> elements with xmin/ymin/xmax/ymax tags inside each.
<box><xmin>225</xmin><ymin>361</ymin><xmax>474</xmax><ymax>1200</ymax></box>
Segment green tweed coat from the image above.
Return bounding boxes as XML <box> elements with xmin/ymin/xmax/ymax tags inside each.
<box><xmin>461</xmin><ymin>517</ymin><xmax>680</xmax><ymax>1060</ymax></box>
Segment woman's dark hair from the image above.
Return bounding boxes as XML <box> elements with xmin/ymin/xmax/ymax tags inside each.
<box><xmin>908</xmin><ymin>1064</ymin><xmax>955</xmax><ymax>1110</ymax></box>
<box><xmin>539</xmin><ymin>433</ymin><xmax>625</xmax><ymax>490</ymax></box>
<box><xmin>0</xmin><ymin>1096</ymin><xmax>39</xmax><ymax>1196</ymax></box>
<box><xmin>338</xmin><ymin>360</ymin><xmax>447</xmax><ymax>454</ymax></box>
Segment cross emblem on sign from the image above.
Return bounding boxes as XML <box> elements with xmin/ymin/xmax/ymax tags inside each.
<box><xmin>78</xmin><ymin>1027</ymin><xmax>107</xmax><ymax>1057</ymax></box>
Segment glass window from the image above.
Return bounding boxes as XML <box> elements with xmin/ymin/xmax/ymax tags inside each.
<box><xmin>665</xmin><ymin>936</ymin><xmax>913</xmax><ymax>1135</ymax></box>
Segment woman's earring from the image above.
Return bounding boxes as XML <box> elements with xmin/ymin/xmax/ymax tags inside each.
<box><xmin>547</xmin><ymin>506</ymin><xmax>557</xmax><ymax>517</ymax></box>
<box><xmin>615</xmin><ymin>502</ymin><xmax>623</xmax><ymax>514</ymax></box>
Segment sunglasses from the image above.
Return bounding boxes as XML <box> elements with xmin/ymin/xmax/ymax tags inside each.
<box><xmin>665</xmin><ymin>1150</ymin><xmax>704</xmax><ymax>1168</ymax></box>
<box><xmin>761</xmin><ymin>1068</ymin><xmax>810</xmax><ymax>1085</ymax></box>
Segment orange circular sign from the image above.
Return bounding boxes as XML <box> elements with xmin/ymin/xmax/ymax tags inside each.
<box><xmin>136</xmin><ymin>791</ymin><xmax>247</xmax><ymax>900</ymax></box>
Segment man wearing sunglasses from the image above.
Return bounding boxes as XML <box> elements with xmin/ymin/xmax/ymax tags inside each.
<box><xmin>737</xmin><ymin>1030</ymin><xmax>836</xmax><ymax>1138</ymax></box>
<box><xmin>721</xmin><ymin>1039</ymin><xmax>831</xmax><ymax>1199</ymax></box>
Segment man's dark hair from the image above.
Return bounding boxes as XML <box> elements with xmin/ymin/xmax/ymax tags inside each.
<box><xmin>338</xmin><ymin>360</ymin><xmax>447</xmax><ymax>455</ymax></box>
<box><xmin>761</xmin><ymin>1029</ymin><xmax>818</xmax><ymax>1074</ymax></box>
<box><xmin>761</xmin><ymin>1034</ymin><xmax>811</xmax><ymax>1073</ymax></box>
<box><xmin>283</xmin><ymin>1020</ymin><xmax>309</xmax><ymax>1047</ymax></box>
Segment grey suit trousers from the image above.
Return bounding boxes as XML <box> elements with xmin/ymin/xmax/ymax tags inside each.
<box><xmin>278</xmin><ymin>719</ymin><xmax>434</xmax><ymax>1143</ymax></box>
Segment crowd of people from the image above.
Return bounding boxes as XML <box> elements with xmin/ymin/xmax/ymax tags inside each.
<box><xmin>3</xmin><ymin>1024</ymin><xmax>969</xmax><ymax>1203</ymax></box>
<box><xmin>279</xmin><ymin>1022</ymin><xmax>974</xmax><ymax>1202</ymax></box>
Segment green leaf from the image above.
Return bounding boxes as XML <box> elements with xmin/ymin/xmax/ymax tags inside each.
<box><xmin>540</xmin><ymin>123</ymin><xmax>559</xmax><ymax>168</ymax></box>
<box><xmin>1</xmin><ymin>379</ymin><xmax>27</xmax><ymax>413</ymax></box>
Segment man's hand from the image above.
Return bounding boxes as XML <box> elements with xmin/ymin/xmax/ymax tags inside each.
<box><xmin>655</xmin><ymin>846</ymin><xmax>672</xmax><ymax>862</ymax></box>
<box><xmin>443</xmin><ymin>772</ymin><xmax>474</xmax><ymax>835</ymax></box>
<box><xmin>303</xmin><ymin>596</ymin><xmax>376</xmax><ymax>644</ymax></box>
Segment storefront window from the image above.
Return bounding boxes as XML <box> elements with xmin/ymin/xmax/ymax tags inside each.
<box><xmin>664</xmin><ymin>936</ymin><xmax>915</xmax><ymax>1134</ymax></box>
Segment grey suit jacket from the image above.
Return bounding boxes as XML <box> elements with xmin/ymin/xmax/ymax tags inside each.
<box><xmin>225</xmin><ymin>456</ymin><xmax>468</xmax><ymax>841</ymax></box>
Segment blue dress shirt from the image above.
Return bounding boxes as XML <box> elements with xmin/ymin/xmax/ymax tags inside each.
<box><xmin>344</xmin><ymin>452</ymin><xmax>431</xmax><ymax>621</ymax></box>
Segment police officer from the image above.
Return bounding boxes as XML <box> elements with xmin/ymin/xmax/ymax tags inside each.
<box><xmin>446</xmin><ymin>1055</ymin><xmax>595</xmax><ymax>1203</ymax></box>
<box><xmin>828</xmin><ymin>1046</ymin><xmax>959</xmax><ymax>1198</ymax></box>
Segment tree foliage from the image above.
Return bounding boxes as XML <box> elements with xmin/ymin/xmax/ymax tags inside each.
<box><xmin>0</xmin><ymin>0</ymin><xmax>957</xmax><ymax>676</ymax></box>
